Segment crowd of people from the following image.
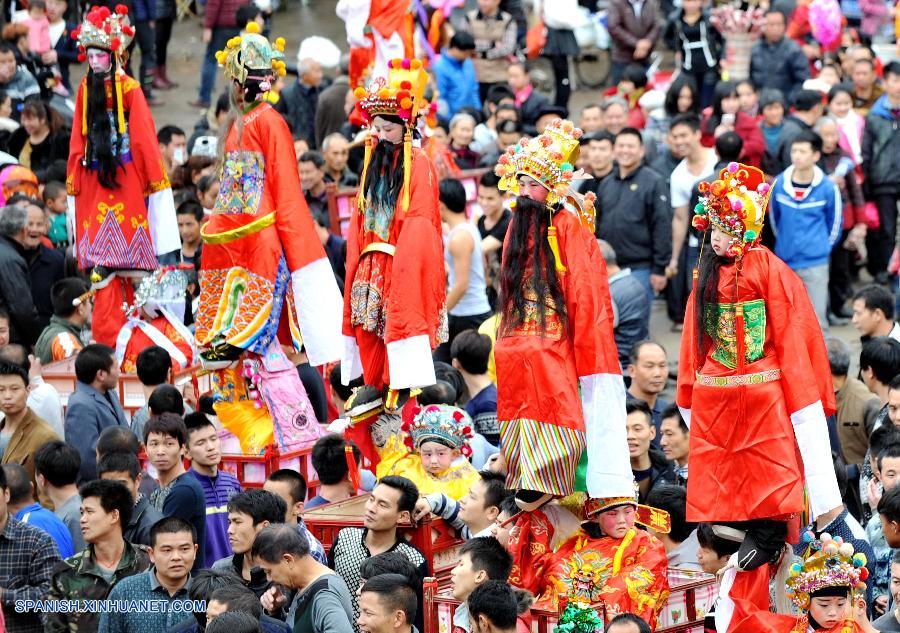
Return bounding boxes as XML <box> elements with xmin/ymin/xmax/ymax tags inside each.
<box><xmin>0</xmin><ymin>0</ymin><xmax>896</xmax><ymax>633</ymax></box>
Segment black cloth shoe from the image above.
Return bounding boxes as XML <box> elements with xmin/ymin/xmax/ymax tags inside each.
<box><xmin>736</xmin><ymin>520</ymin><xmax>787</xmax><ymax>571</ymax></box>
<box><xmin>515</xmin><ymin>489</ymin><xmax>553</xmax><ymax>512</ymax></box>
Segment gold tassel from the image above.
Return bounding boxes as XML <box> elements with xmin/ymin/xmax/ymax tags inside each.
<box><xmin>357</xmin><ymin>135</ymin><xmax>373</xmax><ymax>213</ymax></box>
<box><xmin>115</xmin><ymin>71</ymin><xmax>125</xmax><ymax>134</ymax></box>
<box><xmin>401</xmin><ymin>128</ymin><xmax>411</xmax><ymax>212</ymax></box>
<box><xmin>81</xmin><ymin>81</ymin><xmax>88</xmax><ymax>136</ymax></box>
<box><xmin>547</xmin><ymin>224</ymin><xmax>566</xmax><ymax>273</ymax></box>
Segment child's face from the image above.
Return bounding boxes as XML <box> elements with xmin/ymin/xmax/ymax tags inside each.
<box><xmin>418</xmin><ymin>440</ymin><xmax>457</xmax><ymax>475</ymax></box>
<box><xmin>595</xmin><ymin>505</ymin><xmax>636</xmax><ymax>539</ymax></box>
<box><xmin>808</xmin><ymin>595</ymin><xmax>850</xmax><ymax>630</ymax></box>
<box><xmin>618</xmin><ymin>80</ymin><xmax>636</xmax><ymax>96</ymax></box>
<box><xmin>29</xmin><ymin>6</ymin><xmax>43</xmax><ymax>18</ymax></box>
<box><xmin>46</xmin><ymin>192</ymin><xmax>66</xmax><ymax>213</ymax></box>
<box><xmin>696</xmin><ymin>545</ymin><xmax>728</xmax><ymax>575</ymax></box>
<box><xmin>200</xmin><ymin>181</ymin><xmax>219</xmax><ymax>208</ymax></box>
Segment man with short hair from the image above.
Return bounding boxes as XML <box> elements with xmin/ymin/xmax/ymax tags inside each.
<box><xmin>322</xmin><ymin>133</ymin><xmax>360</xmax><ymax>188</ymax></box>
<box><xmin>145</xmin><ymin>413</ymin><xmax>207</xmax><ymax>570</ymax></box>
<box><xmin>212</xmin><ymin>488</ymin><xmax>285</xmax><ymax>596</ymax></box>
<box><xmin>880</xmin><ymin>486</ymin><xmax>900</xmax><ymax>549</ymax></box>
<box><xmin>580</xmin><ymin>131</ymin><xmax>616</xmax><ymax>197</ymax></box>
<box><xmin>176</xmin><ymin>201</ymin><xmax>204</xmax><ymax>272</ymax></box>
<box><xmin>97</xmin><ymin>426</ymin><xmax>159</xmax><ymax>499</ymax></box>
<box><xmin>415</xmin><ymin>471</ymin><xmax>508</xmax><ymax>540</ymax></box>
<box><xmin>852</xmin><ymin>285</ymin><xmax>900</xmax><ymax>342</ymax></box>
<box><xmin>276</xmin><ymin>57</ymin><xmax>326</xmax><ymax>146</ymax></box>
<box><xmin>184</xmin><ymin>411</ymin><xmax>243</xmax><ymax>565</ymax></box>
<box><xmin>578</xmin><ymin>104</ymin><xmax>603</xmax><ymax>134</ymax></box>
<box><xmin>773</xmin><ymin>89</ymin><xmax>826</xmax><ymax>172</ymax></box>
<box><xmin>0</xmin><ymin>43</ymin><xmax>39</xmax><ymax>120</ymax></box>
<box><xmin>131</xmin><ymin>346</ymin><xmax>174</xmax><ymax>440</ymax></box>
<box><xmin>3</xmin><ymin>463</ymin><xmax>73</xmax><ymax>558</ymax></box>
<box><xmin>0</xmin><ymin>204</ymin><xmax>40</xmax><ymax>345</ymax></box>
<box><xmin>329</xmin><ymin>477</ymin><xmax>430</xmax><ymax>633</ymax></box>
<box><xmin>827</xmin><ymin>337</ymin><xmax>881</xmax><ymax>469</ymax></box>
<box><xmin>98</xmin><ymin>451</ymin><xmax>163</xmax><ymax>547</ymax></box>
<box><xmin>451</xmin><ymin>330</ymin><xmax>498</xmax><ymax>445</ymax></box>
<box><xmin>264</xmin><ymin>469</ymin><xmax>327</xmax><ymax>565</ymax></box>
<box><xmin>626</xmin><ymin>340</ymin><xmax>670</xmax><ymax>438</ymax></box>
<box><xmin>0</xmin><ymin>361</ymin><xmax>59</xmax><ymax>509</ymax></box>
<box><xmin>253</xmin><ymin>524</ymin><xmax>355</xmax><ymax>633</ymax></box>
<box><xmin>45</xmin><ymin>479</ymin><xmax>151</xmax><ymax>633</ymax></box>
<box><xmin>299</xmin><ymin>151</ymin><xmax>328</xmax><ymax>218</ymax></box>
<box><xmin>749</xmin><ymin>9</ymin><xmax>810</xmax><ymax>102</ymax></box>
<box><xmin>600</xmin><ymin>97</ymin><xmax>629</xmax><ymax>136</ymax></box>
<box><xmin>506</xmin><ymin>62</ymin><xmax>549</xmax><ymax>131</ymax></box>
<box><xmin>769</xmin><ymin>130</ymin><xmax>842</xmax><ymax>330</ymax></box>
<box><xmin>595</xmin><ymin>128</ymin><xmax>672</xmax><ymax>300</ymax></box>
<box><xmin>432</xmin><ymin>31</ymin><xmax>481</xmax><ymax>121</ymax></box>
<box><xmin>357</xmin><ymin>573</ymin><xmax>416</xmax><ymax>633</ymax></box>
<box><xmin>65</xmin><ymin>344</ymin><xmax>128</xmax><ymax>482</ymax></box>
<box><xmin>626</xmin><ymin>400</ymin><xmax>675</xmax><ymax>502</ymax></box>
<box><xmin>158</xmin><ymin>125</ymin><xmax>187</xmax><ymax>176</ymax></box>
<box><xmin>34</xmin><ymin>278</ymin><xmax>90</xmax><ymax>364</ymax></box>
<box><xmin>34</xmin><ymin>440</ymin><xmax>85</xmax><ymax>551</ymax></box>
<box><xmin>645</xmin><ymin>484</ymin><xmax>700</xmax><ymax>570</ymax></box>
<box><xmin>873</xmin><ymin>551</ymin><xmax>900</xmax><ymax>632</ymax></box>
<box><xmin>598</xmin><ymin>239</ymin><xmax>649</xmax><ymax>371</ymax></box>
<box><xmin>307</xmin><ymin>434</ymin><xmax>364</xmax><ymax>509</ymax></box>
<box><xmin>467</xmin><ymin>580</ymin><xmax>518</xmax><ymax>633</ymax></box>
<box><xmin>659</xmin><ymin>404</ymin><xmax>689</xmax><ymax>483</ymax></box>
<box><xmin>0</xmin><ymin>462</ymin><xmax>61</xmax><ymax>633</ymax></box>
<box><xmin>0</xmin><ymin>344</ymin><xmax>64</xmax><ymax>438</ymax></box>
<box><xmin>451</xmin><ymin>537</ymin><xmax>513</xmax><ymax>633</ymax></box>
<box><xmin>206</xmin><ymin>584</ymin><xmax>292</xmax><ymax>633</ymax></box>
<box><xmin>99</xmin><ymin>517</ymin><xmax>198</xmax><ymax>633</ymax></box>
<box><xmin>852</xmin><ymin>58</ymin><xmax>884</xmax><ymax>116</ymax></box>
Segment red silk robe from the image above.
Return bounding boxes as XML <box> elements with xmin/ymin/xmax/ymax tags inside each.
<box><xmin>676</xmin><ymin>246</ymin><xmax>838</xmax><ymax>523</ymax></box>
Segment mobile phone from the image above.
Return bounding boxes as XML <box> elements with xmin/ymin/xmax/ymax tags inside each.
<box><xmin>722</xmin><ymin>113</ymin><xmax>736</xmax><ymax>126</ymax></box>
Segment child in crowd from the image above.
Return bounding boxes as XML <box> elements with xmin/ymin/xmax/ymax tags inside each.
<box><xmin>377</xmin><ymin>404</ymin><xmax>480</xmax><ymax>500</ymax></box>
<box><xmin>451</xmin><ymin>330</ymin><xmax>498</xmax><ymax>446</ymax></box>
<box><xmin>22</xmin><ymin>0</ymin><xmax>50</xmax><ymax>59</ymax></box>
<box><xmin>41</xmin><ymin>180</ymin><xmax>68</xmax><ymax>247</ymax></box>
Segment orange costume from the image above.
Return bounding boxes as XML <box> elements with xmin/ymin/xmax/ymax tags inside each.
<box><xmin>66</xmin><ymin>5</ymin><xmax>179</xmax><ymax>347</ymax></box>
<box><xmin>336</xmin><ymin>0</ymin><xmax>415</xmax><ymax>87</ymax></box>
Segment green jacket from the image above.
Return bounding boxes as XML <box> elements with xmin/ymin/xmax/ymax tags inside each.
<box><xmin>45</xmin><ymin>541</ymin><xmax>151</xmax><ymax>633</ymax></box>
<box><xmin>34</xmin><ymin>315</ymin><xmax>85</xmax><ymax>365</ymax></box>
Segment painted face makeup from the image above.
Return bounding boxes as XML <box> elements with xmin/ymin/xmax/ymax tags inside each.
<box><xmin>87</xmin><ymin>49</ymin><xmax>111</xmax><ymax>74</ymax></box>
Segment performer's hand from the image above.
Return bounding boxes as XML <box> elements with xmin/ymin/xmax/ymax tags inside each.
<box><xmin>650</xmin><ymin>273</ymin><xmax>668</xmax><ymax>293</ymax></box>
<box><xmin>874</xmin><ymin>595</ymin><xmax>888</xmax><ymax>616</ymax></box>
<box><xmin>413</xmin><ymin>498</ymin><xmax>432</xmax><ymax>522</ymax></box>
<box><xmin>261</xmin><ymin>585</ymin><xmax>287</xmax><ymax>613</ymax></box>
<box><xmin>202</xmin><ymin>28</ymin><xmax>212</xmax><ymax>44</ymax></box>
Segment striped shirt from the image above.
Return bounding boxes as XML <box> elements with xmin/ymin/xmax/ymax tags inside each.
<box><xmin>189</xmin><ymin>468</ymin><xmax>243</xmax><ymax>565</ymax></box>
<box><xmin>97</xmin><ymin>570</ymin><xmax>194</xmax><ymax>633</ymax></box>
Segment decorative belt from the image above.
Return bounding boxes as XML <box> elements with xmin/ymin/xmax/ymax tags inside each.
<box><xmin>361</xmin><ymin>242</ymin><xmax>397</xmax><ymax>257</ymax></box>
<box><xmin>201</xmin><ymin>212</ymin><xmax>276</xmax><ymax>245</ymax></box>
<box><xmin>696</xmin><ymin>368</ymin><xmax>782</xmax><ymax>387</ymax></box>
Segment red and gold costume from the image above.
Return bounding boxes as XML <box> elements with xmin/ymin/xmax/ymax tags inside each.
<box><xmin>493</xmin><ymin>119</ymin><xmax>631</xmax><ymax>499</ymax></box>
<box><xmin>341</xmin><ymin>59</ymin><xmax>445</xmax><ymax>397</ymax></box>
<box><xmin>336</xmin><ymin>0</ymin><xmax>415</xmax><ymax>87</ymax></box>
<box><xmin>677</xmin><ymin>163</ymin><xmax>842</xmax><ymax>632</ymax></box>
<box><xmin>66</xmin><ymin>5</ymin><xmax>179</xmax><ymax>346</ymax></box>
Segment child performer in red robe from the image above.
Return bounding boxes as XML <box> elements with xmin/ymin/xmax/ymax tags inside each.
<box><xmin>67</xmin><ymin>5</ymin><xmax>180</xmax><ymax>347</ymax></box>
<box><xmin>677</xmin><ymin>162</ymin><xmax>843</xmax><ymax>631</ymax></box>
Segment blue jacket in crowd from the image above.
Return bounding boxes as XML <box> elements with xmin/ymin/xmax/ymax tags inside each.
<box><xmin>432</xmin><ymin>51</ymin><xmax>481</xmax><ymax>121</ymax></box>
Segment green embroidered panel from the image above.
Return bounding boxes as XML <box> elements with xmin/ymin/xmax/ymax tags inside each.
<box><xmin>705</xmin><ymin>299</ymin><xmax>766</xmax><ymax>369</ymax></box>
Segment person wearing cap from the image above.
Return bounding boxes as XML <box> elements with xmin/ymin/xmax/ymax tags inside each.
<box><xmin>340</xmin><ymin>58</ymin><xmax>445</xmax><ymax>466</ymax></box>
<box><xmin>677</xmin><ymin>162</ymin><xmax>842</xmax><ymax>625</ymax></box>
<box><xmin>374</xmin><ymin>404</ymin><xmax>479</xmax><ymax>500</ymax></box>
<box><xmin>195</xmin><ymin>23</ymin><xmax>342</xmax><ymax>454</ymax></box>
<box><xmin>67</xmin><ymin>5</ymin><xmax>180</xmax><ymax>349</ymax></box>
<box><xmin>533</xmin><ymin>489</ymin><xmax>671</xmax><ymax>626</ymax></box>
<box><xmin>493</xmin><ymin>118</ymin><xmax>631</xmax><ymax>512</ymax></box>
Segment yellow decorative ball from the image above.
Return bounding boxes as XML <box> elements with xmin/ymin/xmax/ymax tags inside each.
<box><xmin>410</xmin><ymin>59</ymin><xmax>422</xmax><ymax>70</ymax></box>
<box><xmin>353</xmin><ymin>87</ymin><xmax>367</xmax><ymax>99</ymax></box>
<box><xmin>274</xmin><ymin>37</ymin><xmax>285</xmax><ymax>51</ymax></box>
<box><xmin>246</xmin><ymin>21</ymin><xmax>261</xmax><ymax>34</ymax></box>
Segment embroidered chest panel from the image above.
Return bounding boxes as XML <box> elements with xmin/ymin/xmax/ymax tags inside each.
<box><xmin>705</xmin><ymin>298</ymin><xmax>766</xmax><ymax>369</ymax></box>
<box><xmin>216</xmin><ymin>151</ymin><xmax>265</xmax><ymax>215</ymax></box>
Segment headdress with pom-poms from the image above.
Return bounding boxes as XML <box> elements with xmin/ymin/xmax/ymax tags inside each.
<box><xmin>71</xmin><ymin>5</ymin><xmax>136</xmax><ymax>136</ymax></box>
<box><xmin>786</xmin><ymin>530</ymin><xmax>868</xmax><ymax>616</ymax></box>
<box><xmin>691</xmin><ymin>161</ymin><xmax>771</xmax><ymax>261</ymax></box>
<box><xmin>352</xmin><ymin>58</ymin><xmax>437</xmax><ymax>214</ymax></box>
<box><xmin>400</xmin><ymin>404</ymin><xmax>474</xmax><ymax>457</ymax></box>
<box><xmin>583</xmin><ymin>480</ymin><xmax>672</xmax><ymax>534</ymax></box>
<box><xmin>215</xmin><ymin>22</ymin><xmax>286</xmax><ymax>87</ymax></box>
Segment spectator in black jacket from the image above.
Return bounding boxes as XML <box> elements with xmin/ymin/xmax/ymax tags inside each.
<box><xmin>507</xmin><ymin>61</ymin><xmax>549</xmax><ymax>133</ymax></box>
<box><xmin>772</xmin><ymin>89</ymin><xmax>824</xmax><ymax>173</ymax></box>
<box><xmin>626</xmin><ymin>399</ymin><xmax>676</xmax><ymax>504</ymax></box>
<box><xmin>749</xmin><ymin>10</ymin><xmax>810</xmax><ymax>103</ymax></box>
<box><xmin>595</xmin><ymin>128</ymin><xmax>672</xmax><ymax>303</ymax></box>
<box><xmin>21</xmin><ymin>200</ymin><xmax>64</xmax><ymax>334</ymax></box>
<box><xmin>98</xmin><ymin>451</ymin><xmax>163</xmax><ymax>547</ymax></box>
<box><xmin>276</xmin><ymin>58</ymin><xmax>326</xmax><ymax>146</ymax></box>
<box><xmin>0</xmin><ymin>203</ymin><xmax>39</xmax><ymax>345</ymax></box>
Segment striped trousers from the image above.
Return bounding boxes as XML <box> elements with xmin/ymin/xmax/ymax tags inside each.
<box><xmin>499</xmin><ymin>418</ymin><xmax>586</xmax><ymax>496</ymax></box>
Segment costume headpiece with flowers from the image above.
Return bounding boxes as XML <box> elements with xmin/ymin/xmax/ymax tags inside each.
<box><xmin>494</xmin><ymin>119</ymin><xmax>597</xmax><ymax>273</ymax></box>
<box><xmin>583</xmin><ymin>482</ymin><xmax>672</xmax><ymax>534</ymax></box>
<box><xmin>785</xmin><ymin>531</ymin><xmax>868</xmax><ymax>631</ymax></box>
<box><xmin>352</xmin><ymin>58</ymin><xmax>437</xmax><ymax>214</ymax></box>
<box><xmin>691</xmin><ymin>161</ymin><xmax>771</xmax><ymax>261</ymax></box>
<box><xmin>401</xmin><ymin>404</ymin><xmax>474</xmax><ymax>458</ymax></box>
<box><xmin>72</xmin><ymin>5</ymin><xmax>135</xmax><ymax>136</ymax></box>
<box><xmin>121</xmin><ymin>266</ymin><xmax>189</xmax><ymax>320</ymax></box>
<box><xmin>215</xmin><ymin>22</ymin><xmax>286</xmax><ymax>93</ymax></box>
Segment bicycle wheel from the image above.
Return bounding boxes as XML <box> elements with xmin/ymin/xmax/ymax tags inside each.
<box><xmin>575</xmin><ymin>49</ymin><xmax>611</xmax><ymax>89</ymax></box>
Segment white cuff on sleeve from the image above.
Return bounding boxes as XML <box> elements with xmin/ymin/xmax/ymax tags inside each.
<box><xmin>291</xmin><ymin>259</ymin><xmax>343</xmax><ymax>366</ymax></box>
<box><xmin>678</xmin><ymin>406</ymin><xmax>691</xmax><ymax>430</ymax></box>
<box><xmin>581</xmin><ymin>373</ymin><xmax>633</xmax><ymax>498</ymax></box>
<box><xmin>792</xmin><ymin>399</ymin><xmax>843</xmax><ymax>519</ymax></box>
<box><xmin>387</xmin><ymin>335</ymin><xmax>436</xmax><ymax>390</ymax></box>
<box><xmin>341</xmin><ymin>335</ymin><xmax>363</xmax><ymax>385</ymax></box>
<box><xmin>147</xmin><ymin>188</ymin><xmax>181</xmax><ymax>255</ymax></box>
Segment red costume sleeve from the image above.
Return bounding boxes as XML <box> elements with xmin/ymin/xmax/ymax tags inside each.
<box><xmin>676</xmin><ymin>281</ymin><xmax>698</xmax><ymax>411</ymax></box>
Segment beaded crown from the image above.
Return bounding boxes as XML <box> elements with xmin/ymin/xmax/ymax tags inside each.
<box><xmin>73</xmin><ymin>5</ymin><xmax>135</xmax><ymax>56</ymax></box>
<box><xmin>353</xmin><ymin>58</ymin><xmax>434</xmax><ymax>127</ymax></box>
<box><xmin>215</xmin><ymin>22</ymin><xmax>287</xmax><ymax>85</ymax></box>
<box><xmin>786</xmin><ymin>531</ymin><xmax>868</xmax><ymax>610</ymax></box>
<box><xmin>122</xmin><ymin>266</ymin><xmax>188</xmax><ymax>318</ymax></box>
<box><xmin>584</xmin><ymin>483</ymin><xmax>672</xmax><ymax>534</ymax></box>
<box><xmin>401</xmin><ymin>404</ymin><xmax>474</xmax><ymax>457</ymax></box>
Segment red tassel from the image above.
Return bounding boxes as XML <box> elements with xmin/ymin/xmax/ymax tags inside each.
<box><xmin>345</xmin><ymin>445</ymin><xmax>362</xmax><ymax>492</ymax></box>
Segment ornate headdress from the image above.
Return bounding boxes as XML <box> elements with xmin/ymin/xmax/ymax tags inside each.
<box><xmin>401</xmin><ymin>404</ymin><xmax>474</xmax><ymax>457</ymax></box>
<box><xmin>72</xmin><ymin>5</ymin><xmax>136</xmax><ymax>136</ymax></box>
<box><xmin>352</xmin><ymin>58</ymin><xmax>436</xmax><ymax>213</ymax></box>
<box><xmin>691</xmin><ymin>161</ymin><xmax>772</xmax><ymax>260</ymax></box>
<box><xmin>215</xmin><ymin>22</ymin><xmax>287</xmax><ymax>87</ymax></box>
<box><xmin>786</xmin><ymin>531</ymin><xmax>868</xmax><ymax>612</ymax></box>
<box><xmin>494</xmin><ymin>119</ymin><xmax>596</xmax><ymax>232</ymax></box>
<box><xmin>121</xmin><ymin>266</ymin><xmax>189</xmax><ymax>319</ymax></box>
<box><xmin>584</xmin><ymin>483</ymin><xmax>672</xmax><ymax>534</ymax></box>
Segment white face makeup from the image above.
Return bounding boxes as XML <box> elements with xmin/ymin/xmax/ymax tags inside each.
<box><xmin>87</xmin><ymin>49</ymin><xmax>111</xmax><ymax>74</ymax></box>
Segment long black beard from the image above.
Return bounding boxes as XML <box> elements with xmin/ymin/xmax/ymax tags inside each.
<box><xmin>498</xmin><ymin>195</ymin><xmax>568</xmax><ymax>336</ymax></box>
<box><xmin>363</xmin><ymin>139</ymin><xmax>404</xmax><ymax>210</ymax></box>
<box><xmin>695</xmin><ymin>252</ymin><xmax>728</xmax><ymax>361</ymax></box>
<box><xmin>86</xmin><ymin>69</ymin><xmax>124</xmax><ymax>189</ymax></box>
